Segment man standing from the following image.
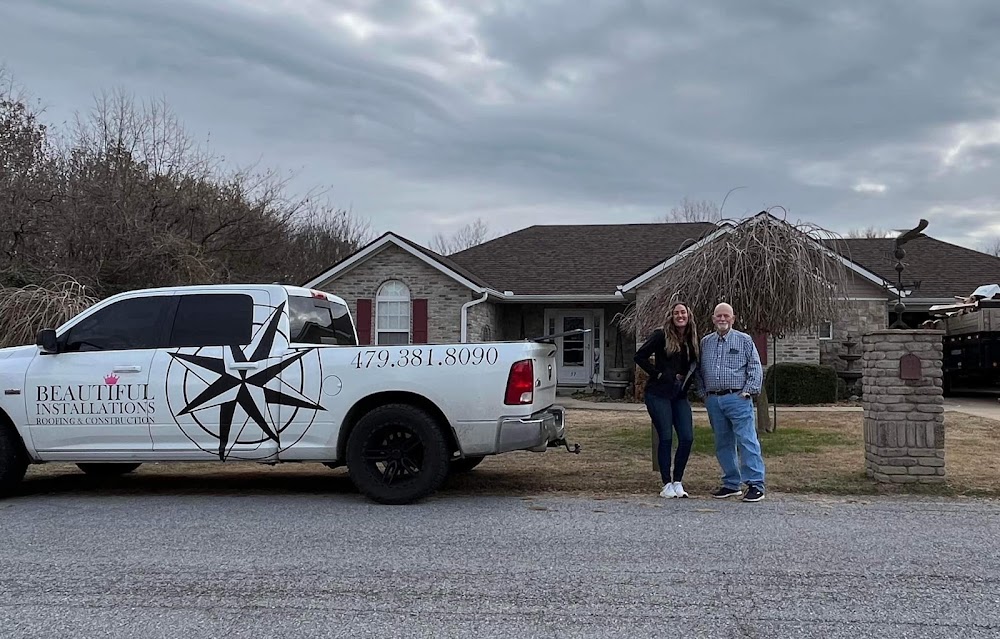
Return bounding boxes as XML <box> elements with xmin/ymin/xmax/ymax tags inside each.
<box><xmin>696</xmin><ymin>303</ymin><xmax>766</xmax><ymax>502</ymax></box>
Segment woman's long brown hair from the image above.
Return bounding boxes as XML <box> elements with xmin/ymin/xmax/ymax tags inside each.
<box><xmin>664</xmin><ymin>301</ymin><xmax>699</xmax><ymax>358</ymax></box>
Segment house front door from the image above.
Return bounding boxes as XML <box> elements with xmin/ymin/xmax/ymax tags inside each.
<box><xmin>550</xmin><ymin>311</ymin><xmax>593</xmax><ymax>386</ymax></box>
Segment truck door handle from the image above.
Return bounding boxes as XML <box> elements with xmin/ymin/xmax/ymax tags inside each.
<box><xmin>113</xmin><ymin>365</ymin><xmax>142</xmax><ymax>373</ymax></box>
<box><xmin>230</xmin><ymin>362</ymin><xmax>259</xmax><ymax>371</ymax></box>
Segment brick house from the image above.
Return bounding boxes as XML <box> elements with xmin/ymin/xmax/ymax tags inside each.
<box><xmin>302</xmin><ymin>218</ymin><xmax>1000</xmax><ymax>390</ymax></box>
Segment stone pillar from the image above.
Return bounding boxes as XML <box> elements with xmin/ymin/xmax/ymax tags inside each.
<box><xmin>862</xmin><ymin>329</ymin><xmax>945</xmax><ymax>484</ymax></box>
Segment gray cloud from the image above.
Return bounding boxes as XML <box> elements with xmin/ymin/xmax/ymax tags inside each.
<box><xmin>1</xmin><ymin>0</ymin><xmax>999</xmax><ymax>251</ymax></box>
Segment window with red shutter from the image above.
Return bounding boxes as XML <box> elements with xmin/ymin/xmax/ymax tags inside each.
<box><xmin>356</xmin><ymin>299</ymin><xmax>372</xmax><ymax>345</ymax></box>
<box><xmin>412</xmin><ymin>298</ymin><xmax>428</xmax><ymax>344</ymax></box>
<box><xmin>752</xmin><ymin>331</ymin><xmax>768</xmax><ymax>366</ymax></box>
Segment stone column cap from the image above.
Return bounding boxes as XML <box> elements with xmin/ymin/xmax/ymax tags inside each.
<box><xmin>863</xmin><ymin>329</ymin><xmax>944</xmax><ymax>336</ymax></box>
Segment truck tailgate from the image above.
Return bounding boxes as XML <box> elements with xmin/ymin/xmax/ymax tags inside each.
<box><xmin>529</xmin><ymin>342</ymin><xmax>559</xmax><ymax>411</ymax></box>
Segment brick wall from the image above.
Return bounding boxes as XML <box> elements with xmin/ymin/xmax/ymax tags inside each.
<box><xmin>821</xmin><ymin>300</ymin><xmax>887</xmax><ymax>370</ymax></box>
<box><xmin>466</xmin><ymin>301</ymin><xmax>499</xmax><ymax>342</ymax></box>
<box><xmin>772</xmin><ymin>332</ymin><xmax>821</xmax><ymax>365</ymax></box>
<box><xmin>861</xmin><ymin>329</ymin><xmax>945</xmax><ymax>484</ymax></box>
<box><xmin>316</xmin><ymin>244</ymin><xmax>474</xmax><ymax>344</ymax></box>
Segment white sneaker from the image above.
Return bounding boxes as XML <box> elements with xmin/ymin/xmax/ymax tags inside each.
<box><xmin>672</xmin><ymin>482</ymin><xmax>689</xmax><ymax>498</ymax></box>
<box><xmin>659</xmin><ymin>483</ymin><xmax>677</xmax><ymax>498</ymax></box>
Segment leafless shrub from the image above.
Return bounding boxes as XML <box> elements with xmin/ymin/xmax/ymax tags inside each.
<box><xmin>661</xmin><ymin>196</ymin><xmax>723</xmax><ymax>223</ymax></box>
<box><xmin>619</xmin><ymin>211</ymin><xmax>853</xmax><ymax>339</ymax></box>
<box><xmin>0</xmin><ymin>276</ymin><xmax>100</xmax><ymax>347</ymax></box>
<box><xmin>847</xmin><ymin>226</ymin><xmax>896</xmax><ymax>239</ymax></box>
<box><xmin>981</xmin><ymin>237</ymin><xmax>1000</xmax><ymax>258</ymax></box>
<box><xmin>429</xmin><ymin>217</ymin><xmax>494</xmax><ymax>254</ymax></box>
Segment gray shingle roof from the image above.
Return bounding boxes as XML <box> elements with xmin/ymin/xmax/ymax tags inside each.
<box><xmin>448</xmin><ymin>222</ymin><xmax>718</xmax><ymax>295</ymax></box>
<box><xmin>835</xmin><ymin>236</ymin><xmax>1000</xmax><ymax>299</ymax></box>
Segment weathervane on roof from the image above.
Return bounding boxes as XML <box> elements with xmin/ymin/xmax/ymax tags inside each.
<box><xmin>889</xmin><ymin>218</ymin><xmax>928</xmax><ymax>329</ymax></box>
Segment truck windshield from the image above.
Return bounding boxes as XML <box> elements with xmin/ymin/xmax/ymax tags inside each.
<box><xmin>288</xmin><ymin>296</ymin><xmax>357</xmax><ymax>346</ymax></box>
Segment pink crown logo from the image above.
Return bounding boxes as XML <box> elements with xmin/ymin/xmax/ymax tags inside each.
<box><xmin>104</xmin><ymin>374</ymin><xmax>119</xmax><ymax>385</ymax></box>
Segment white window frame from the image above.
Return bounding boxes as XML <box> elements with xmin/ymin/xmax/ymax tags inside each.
<box><xmin>818</xmin><ymin>320</ymin><xmax>834</xmax><ymax>340</ymax></box>
<box><xmin>375</xmin><ymin>280</ymin><xmax>411</xmax><ymax>345</ymax></box>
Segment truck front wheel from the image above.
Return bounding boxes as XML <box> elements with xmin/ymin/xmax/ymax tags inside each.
<box><xmin>76</xmin><ymin>463</ymin><xmax>142</xmax><ymax>476</ymax></box>
<box><xmin>346</xmin><ymin>404</ymin><xmax>450</xmax><ymax>505</ymax></box>
<box><xmin>0</xmin><ymin>424</ymin><xmax>28</xmax><ymax>497</ymax></box>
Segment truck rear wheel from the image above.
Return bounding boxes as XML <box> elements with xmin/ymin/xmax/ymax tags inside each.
<box><xmin>346</xmin><ymin>404</ymin><xmax>450</xmax><ymax>505</ymax></box>
<box><xmin>76</xmin><ymin>463</ymin><xmax>142</xmax><ymax>476</ymax></box>
<box><xmin>0</xmin><ymin>424</ymin><xmax>29</xmax><ymax>497</ymax></box>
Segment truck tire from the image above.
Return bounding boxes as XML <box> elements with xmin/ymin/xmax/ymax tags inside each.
<box><xmin>76</xmin><ymin>463</ymin><xmax>142</xmax><ymax>476</ymax></box>
<box><xmin>346</xmin><ymin>404</ymin><xmax>450</xmax><ymax>505</ymax></box>
<box><xmin>0</xmin><ymin>424</ymin><xmax>28</xmax><ymax>498</ymax></box>
<box><xmin>450</xmin><ymin>456</ymin><xmax>485</xmax><ymax>473</ymax></box>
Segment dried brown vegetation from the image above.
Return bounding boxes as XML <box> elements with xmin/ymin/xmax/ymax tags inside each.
<box><xmin>619</xmin><ymin>211</ymin><xmax>853</xmax><ymax>339</ymax></box>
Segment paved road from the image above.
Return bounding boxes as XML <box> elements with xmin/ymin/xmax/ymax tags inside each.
<box><xmin>2</xmin><ymin>489</ymin><xmax>999</xmax><ymax>638</ymax></box>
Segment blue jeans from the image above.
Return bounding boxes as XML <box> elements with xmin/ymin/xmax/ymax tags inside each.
<box><xmin>704</xmin><ymin>393</ymin><xmax>766</xmax><ymax>490</ymax></box>
<box><xmin>644</xmin><ymin>389</ymin><xmax>694</xmax><ymax>484</ymax></box>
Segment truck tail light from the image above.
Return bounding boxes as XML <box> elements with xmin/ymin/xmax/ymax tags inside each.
<box><xmin>504</xmin><ymin>359</ymin><xmax>534</xmax><ymax>405</ymax></box>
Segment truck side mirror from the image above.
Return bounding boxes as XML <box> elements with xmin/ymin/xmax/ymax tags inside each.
<box><xmin>36</xmin><ymin>329</ymin><xmax>59</xmax><ymax>354</ymax></box>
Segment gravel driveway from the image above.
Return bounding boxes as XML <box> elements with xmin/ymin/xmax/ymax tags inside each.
<box><xmin>1</xmin><ymin>492</ymin><xmax>998</xmax><ymax>638</ymax></box>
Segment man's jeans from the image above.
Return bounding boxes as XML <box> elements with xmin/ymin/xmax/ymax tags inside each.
<box><xmin>704</xmin><ymin>393</ymin><xmax>765</xmax><ymax>490</ymax></box>
<box><xmin>644</xmin><ymin>389</ymin><xmax>694</xmax><ymax>484</ymax></box>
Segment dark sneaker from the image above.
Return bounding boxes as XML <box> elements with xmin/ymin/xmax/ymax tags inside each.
<box><xmin>712</xmin><ymin>486</ymin><xmax>742</xmax><ymax>499</ymax></box>
<box><xmin>742</xmin><ymin>486</ymin><xmax>765</xmax><ymax>502</ymax></box>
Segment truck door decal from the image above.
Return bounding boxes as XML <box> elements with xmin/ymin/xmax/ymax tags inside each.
<box><xmin>164</xmin><ymin>301</ymin><xmax>327</xmax><ymax>460</ymax></box>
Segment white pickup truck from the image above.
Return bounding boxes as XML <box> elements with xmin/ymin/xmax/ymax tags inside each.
<box><xmin>0</xmin><ymin>284</ymin><xmax>575</xmax><ymax>504</ymax></box>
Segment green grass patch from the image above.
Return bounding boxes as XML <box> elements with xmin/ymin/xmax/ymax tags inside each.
<box><xmin>606</xmin><ymin>425</ymin><xmax>853</xmax><ymax>457</ymax></box>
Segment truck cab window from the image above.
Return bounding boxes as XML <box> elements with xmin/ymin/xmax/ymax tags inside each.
<box><xmin>63</xmin><ymin>296</ymin><xmax>172</xmax><ymax>352</ymax></box>
<box><xmin>169</xmin><ymin>294</ymin><xmax>254</xmax><ymax>347</ymax></box>
<box><xmin>289</xmin><ymin>297</ymin><xmax>357</xmax><ymax>346</ymax></box>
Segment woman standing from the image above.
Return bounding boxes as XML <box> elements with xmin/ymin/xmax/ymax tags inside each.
<box><xmin>633</xmin><ymin>301</ymin><xmax>700</xmax><ymax>498</ymax></box>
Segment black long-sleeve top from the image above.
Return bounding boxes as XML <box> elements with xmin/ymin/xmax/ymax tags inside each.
<box><xmin>633</xmin><ymin>328</ymin><xmax>696</xmax><ymax>397</ymax></box>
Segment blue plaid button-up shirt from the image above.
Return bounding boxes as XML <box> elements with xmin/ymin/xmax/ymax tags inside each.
<box><xmin>695</xmin><ymin>329</ymin><xmax>764</xmax><ymax>396</ymax></box>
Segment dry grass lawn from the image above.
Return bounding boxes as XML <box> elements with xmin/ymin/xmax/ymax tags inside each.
<box><xmin>18</xmin><ymin>409</ymin><xmax>1000</xmax><ymax>499</ymax></box>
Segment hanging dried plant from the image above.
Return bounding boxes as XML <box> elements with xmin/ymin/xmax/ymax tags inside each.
<box><xmin>619</xmin><ymin>211</ymin><xmax>858</xmax><ymax>339</ymax></box>
<box><xmin>0</xmin><ymin>275</ymin><xmax>100</xmax><ymax>348</ymax></box>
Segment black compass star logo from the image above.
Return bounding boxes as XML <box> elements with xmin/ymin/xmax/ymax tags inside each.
<box><xmin>168</xmin><ymin>301</ymin><xmax>326</xmax><ymax>460</ymax></box>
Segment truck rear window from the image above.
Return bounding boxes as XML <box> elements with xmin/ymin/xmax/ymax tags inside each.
<box><xmin>288</xmin><ymin>296</ymin><xmax>357</xmax><ymax>346</ymax></box>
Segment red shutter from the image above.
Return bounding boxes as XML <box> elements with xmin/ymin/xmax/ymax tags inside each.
<box><xmin>752</xmin><ymin>331</ymin><xmax>768</xmax><ymax>366</ymax></box>
<box><xmin>356</xmin><ymin>299</ymin><xmax>372</xmax><ymax>345</ymax></box>
<box><xmin>412</xmin><ymin>298</ymin><xmax>428</xmax><ymax>344</ymax></box>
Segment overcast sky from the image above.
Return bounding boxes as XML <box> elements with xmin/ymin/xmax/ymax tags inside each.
<box><xmin>2</xmin><ymin>0</ymin><xmax>999</xmax><ymax>251</ymax></box>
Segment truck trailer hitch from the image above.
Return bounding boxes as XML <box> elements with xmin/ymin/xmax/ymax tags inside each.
<box><xmin>551</xmin><ymin>438</ymin><xmax>581</xmax><ymax>454</ymax></box>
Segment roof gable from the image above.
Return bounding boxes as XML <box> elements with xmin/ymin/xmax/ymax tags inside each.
<box><xmin>301</xmin><ymin>232</ymin><xmax>496</xmax><ymax>293</ymax></box>
<box><xmin>620</xmin><ymin>213</ymin><xmax>899</xmax><ymax>296</ymax></box>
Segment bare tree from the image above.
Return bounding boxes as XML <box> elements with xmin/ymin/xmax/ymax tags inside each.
<box><xmin>981</xmin><ymin>237</ymin><xmax>1000</xmax><ymax>257</ymax></box>
<box><xmin>619</xmin><ymin>211</ymin><xmax>852</xmax><ymax>432</ymax></box>
<box><xmin>0</xmin><ymin>72</ymin><xmax>372</xmax><ymax>345</ymax></box>
<box><xmin>279</xmin><ymin>204</ymin><xmax>372</xmax><ymax>285</ymax></box>
<box><xmin>429</xmin><ymin>217</ymin><xmax>494</xmax><ymax>254</ymax></box>
<box><xmin>661</xmin><ymin>197</ymin><xmax>723</xmax><ymax>223</ymax></box>
<box><xmin>847</xmin><ymin>226</ymin><xmax>896</xmax><ymax>239</ymax></box>
<box><xmin>0</xmin><ymin>67</ymin><xmax>60</xmax><ymax>286</ymax></box>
